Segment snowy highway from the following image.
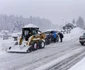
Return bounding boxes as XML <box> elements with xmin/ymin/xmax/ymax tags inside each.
<box><xmin>0</xmin><ymin>1</ymin><xmax>85</xmax><ymax>70</ymax></box>
<box><xmin>0</xmin><ymin>38</ymin><xmax>85</xmax><ymax>70</ymax></box>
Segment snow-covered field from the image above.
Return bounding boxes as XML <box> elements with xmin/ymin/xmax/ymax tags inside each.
<box><xmin>0</xmin><ymin>27</ymin><xmax>85</xmax><ymax>70</ymax></box>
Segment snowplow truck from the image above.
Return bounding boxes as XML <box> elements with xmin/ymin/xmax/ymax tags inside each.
<box><xmin>7</xmin><ymin>24</ymin><xmax>46</xmax><ymax>53</ymax></box>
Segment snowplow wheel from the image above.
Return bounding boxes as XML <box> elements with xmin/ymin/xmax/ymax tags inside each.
<box><xmin>27</xmin><ymin>42</ymin><xmax>38</xmax><ymax>52</ymax></box>
<box><xmin>38</xmin><ymin>40</ymin><xmax>45</xmax><ymax>49</ymax></box>
<box><xmin>31</xmin><ymin>42</ymin><xmax>38</xmax><ymax>50</ymax></box>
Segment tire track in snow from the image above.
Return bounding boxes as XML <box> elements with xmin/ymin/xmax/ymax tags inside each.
<box><xmin>34</xmin><ymin>47</ymin><xmax>85</xmax><ymax>70</ymax></box>
<box><xmin>48</xmin><ymin>49</ymin><xmax>85</xmax><ymax>70</ymax></box>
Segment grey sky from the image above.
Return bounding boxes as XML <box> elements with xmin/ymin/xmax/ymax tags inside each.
<box><xmin>0</xmin><ymin>0</ymin><xmax>85</xmax><ymax>25</ymax></box>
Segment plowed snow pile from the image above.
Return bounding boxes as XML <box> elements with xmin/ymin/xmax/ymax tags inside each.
<box><xmin>0</xmin><ymin>38</ymin><xmax>15</xmax><ymax>52</ymax></box>
<box><xmin>64</xmin><ymin>27</ymin><xmax>85</xmax><ymax>41</ymax></box>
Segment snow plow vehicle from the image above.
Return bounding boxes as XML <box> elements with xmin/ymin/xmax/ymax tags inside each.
<box><xmin>7</xmin><ymin>24</ymin><xmax>46</xmax><ymax>53</ymax></box>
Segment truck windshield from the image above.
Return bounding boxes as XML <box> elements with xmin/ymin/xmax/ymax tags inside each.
<box><xmin>24</xmin><ymin>30</ymin><xmax>29</xmax><ymax>36</ymax></box>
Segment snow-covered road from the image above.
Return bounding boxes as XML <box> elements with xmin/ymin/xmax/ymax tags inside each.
<box><xmin>0</xmin><ymin>38</ymin><xmax>85</xmax><ymax>70</ymax></box>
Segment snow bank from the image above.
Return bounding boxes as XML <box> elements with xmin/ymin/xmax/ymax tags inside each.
<box><xmin>69</xmin><ymin>57</ymin><xmax>85</xmax><ymax>70</ymax></box>
<box><xmin>0</xmin><ymin>38</ymin><xmax>15</xmax><ymax>52</ymax></box>
<box><xmin>11</xmin><ymin>32</ymin><xmax>21</xmax><ymax>37</ymax></box>
<box><xmin>64</xmin><ymin>27</ymin><xmax>85</xmax><ymax>41</ymax></box>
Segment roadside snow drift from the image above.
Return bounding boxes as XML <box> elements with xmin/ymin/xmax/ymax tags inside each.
<box><xmin>0</xmin><ymin>38</ymin><xmax>15</xmax><ymax>52</ymax></box>
<box><xmin>64</xmin><ymin>27</ymin><xmax>85</xmax><ymax>41</ymax></box>
<box><xmin>69</xmin><ymin>57</ymin><xmax>85</xmax><ymax>70</ymax></box>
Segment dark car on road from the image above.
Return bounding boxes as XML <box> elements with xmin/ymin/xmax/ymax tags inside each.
<box><xmin>79</xmin><ymin>33</ymin><xmax>85</xmax><ymax>45</ymax></box>
<box><xmin>44</xmin><ymin>31</ymin><xmax>59</xmax><ymax>45</ymax></box>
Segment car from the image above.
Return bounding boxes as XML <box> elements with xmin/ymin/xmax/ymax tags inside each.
<box><xmin>44</xmin><ymin>31</ymin><xmax>52</xmax><ymax>45</ymax></box>
<box><xmin>79</xmin><ymin>33</ymin><xmax>85</xmax><ymax>45</ymax></box>
<box><xmin>44</xmin><ymin>30</ymin><xmax>59</xmax><ymax>45</ymax></box>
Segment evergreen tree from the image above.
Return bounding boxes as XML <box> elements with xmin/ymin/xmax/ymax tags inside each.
<box><xmin>0</xmin><ymin>15</ymin><xmax>55</xmax><ymax>32</ymax></box>
<box><xmin>76</xmin><ymin>16</ymin><xmax>85</xmax><ymax>29</ymax></box>
<box><xmin>72</xmin><ymin>19</ymin><xmax>75</xmax><ymax>24</ymax></box>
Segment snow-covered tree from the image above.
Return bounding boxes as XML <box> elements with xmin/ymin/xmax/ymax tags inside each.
<box><xmin>0</xmin><ymin>14</ymin><xmax>55</xmax><ymax>32</ymax></box>
<box><xmin>72</xmin><ymin>19</ymin><xmax>75</xmax><ymax>24</ymax></box>
<box><xmin>76</xmin><ymin>16</ymin><xmax>85</xmax><ymax>29</ymax></box>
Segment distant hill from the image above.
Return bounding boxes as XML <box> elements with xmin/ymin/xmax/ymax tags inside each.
<box><xmin>0</xmin><ymin>15</ymin><xmax>59</xmax><ymax>32</ymax></box>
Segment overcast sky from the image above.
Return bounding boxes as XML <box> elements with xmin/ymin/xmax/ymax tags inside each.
<box><xmin>0</xmin><ymin>0</ymin><xmax>85</xmax><ymax>25</ymax></box>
